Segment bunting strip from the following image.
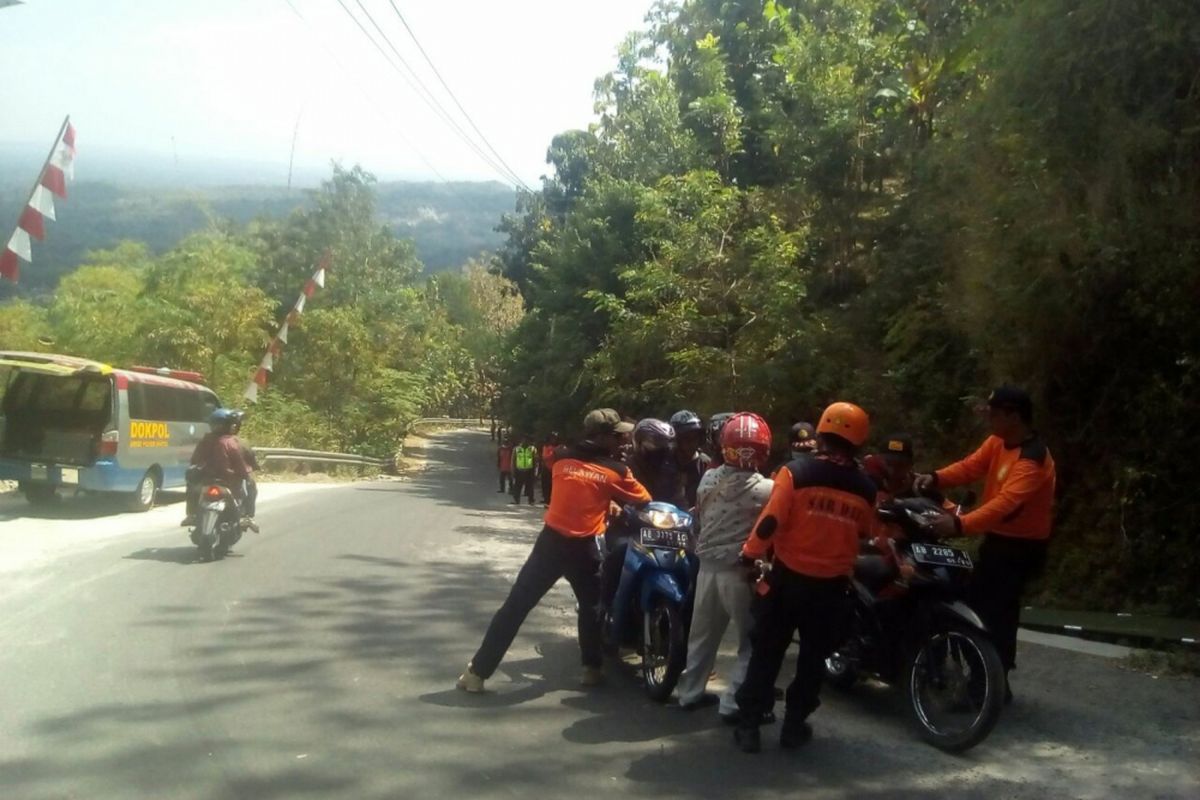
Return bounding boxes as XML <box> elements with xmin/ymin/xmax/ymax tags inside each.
<box><xmin>243</xmin><ymin>251</ymin><xmax>332</xmax><ymax>403</ymax></box>
<box><xmin>1</xmin><ymin>115</ymin><xmax>75</xmax><ymax>283</ymax></box>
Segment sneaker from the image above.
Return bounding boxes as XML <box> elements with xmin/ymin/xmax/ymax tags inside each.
<box><xmin>580</xmin><ymin>666</ymin><xmax>605</xmax><ymax>687</ymax></box>
<box><xmin>456</xmin><ymin>664</ymin><xmax>485</xmax><ymax>693</ymax></box>
<box><xmin>180</xmin><ymin>515</ymin><xmax>197</xmax><ymax>527</ymax></box>
<box><xmin>680</xmin><ymin>693</ymin><xmax>720</xmax><ymax>712</ymax></box>
<box><xmin>780</xmin><ymin>720</ymin><xmax>813</xmax><ymax>749</ymax></box>
<box><xmin>734</xmin><ymin>725</ymin><xmax>761</xmax><ymax>754</ymax></box>
<box><xmin>245</xmin><ymin>518</ymin><xmax>261</xmax><ymax>533</ymax></box>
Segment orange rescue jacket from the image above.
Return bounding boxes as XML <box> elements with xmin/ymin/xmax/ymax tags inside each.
<box><xmin>543</xmin><ymin>442</ymin><xmax>651</xmax><ymax>538</ymax></box>
<box><xmin>935</xmin><ymin>435</ymin><xmax>1056</xmax><ymax>539</ymax></box>
<box><xmin>743</xmin><ymin>455</ymin><xmax>877</xmax><ymax>578</ymax></box>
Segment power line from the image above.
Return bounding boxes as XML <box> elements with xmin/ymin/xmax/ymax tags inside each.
<box><xmin>384</xmin><ymin>0</ymin><xmax>532</xmax><ymax>192</ymax></box>
<box><xmin>331</xmin><ymin>0</ymin><xmax>528</xmax><ymax>189</ymax></box>
<box><xmin>280</xmin><ymin>0</ymin><xmax>459</xmax><ymax>189</ymax></box>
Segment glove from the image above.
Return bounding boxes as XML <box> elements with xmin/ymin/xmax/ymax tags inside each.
<box><xmin>913</xmin><ymin>473</ymin><xmax>938</xmax><ymax>495</ymax></box>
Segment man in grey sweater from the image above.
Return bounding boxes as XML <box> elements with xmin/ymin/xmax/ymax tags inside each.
<box><xmin>677</xmin><ymin>412</ymin><xmax>775</xmax><ymax>721</ymax></box>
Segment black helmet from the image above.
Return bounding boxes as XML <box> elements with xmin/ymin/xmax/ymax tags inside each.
<box><xmin>669</xmin><ymin>410</ymin><xmax>703</xmax><ymax>434</ymax></box>
<box><xmin>633</xmin><ymin>418</ymin><xmax>675</xmax><ymax>455</ymax></box>
<box><xmin>707</xmin><ymin>412</ymin><xmax>735</xmax><ymax>445</ymax></box>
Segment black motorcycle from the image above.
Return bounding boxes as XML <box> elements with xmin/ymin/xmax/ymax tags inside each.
<box><xmin>824</xmin><ymin>496</ymin><xmax>1004</xmax><ymax>752</ymax></box>
<box><xmin>188</xmin><ymin>482</ymin><xmax>243</xmax><ymax>562</ymax></box>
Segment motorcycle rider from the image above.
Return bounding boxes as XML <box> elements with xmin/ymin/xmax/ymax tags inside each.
<box><xmin>864</xmin><ymin>434</ymin><xmax>916</xmax><ymax>502</ymax></box>
<box><xmin>181</xmin><ymin>408</ymin><xmax>257</xmax><ymax>531</ymax></box>
<box><xmin>458</xmin><ymin>409</ymin><xmax>649</xmax><ymax>692</ymax></box>
<box><xmin>677</xmin><ymin>412</ymin><xmax>775</xmax><ymax>722</ymax></box>
<box><xmin>733</xmin><ymin>402</ymin><xmax>877</xmax><ymax>753</ymax></box>
<box><xmin>670</xmin><ymin>410</ymin><xmax>711</xmax><ymax>508</ymax></box>
<box><xmin>705</xmin><ymin>412</ymin><xmax>735</xmax><ymax>468</ymax></box>
<box><xmin>914</xmin><ymin>386</ymin><xmax>1056</xmax><ymax>704</ymax></box>
<box><xmin>602</xmin><ymin>419</ymin><xmax>684</xmax><ymax>610</ymax></box>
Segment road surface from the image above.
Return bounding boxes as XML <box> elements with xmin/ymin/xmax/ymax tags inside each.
<box><xmin>0</xmin><ymin>431</ymin><xmax>1196</xmax><ymax>799</ymax></box>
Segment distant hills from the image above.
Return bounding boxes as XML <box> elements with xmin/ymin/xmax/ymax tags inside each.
<box><xmin>0</xmin><ymin>147</ymin><xmax>518</xmax><ymax>296</ymax></box>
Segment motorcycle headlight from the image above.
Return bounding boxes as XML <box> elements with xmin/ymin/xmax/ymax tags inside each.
<box><xmin>640</xmin><ymin>507</ymin><xmax>689</xmax><ymax>529</ymax></box>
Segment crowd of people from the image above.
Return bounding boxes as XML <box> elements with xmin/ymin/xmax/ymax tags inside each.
<box><xmin>469</xmin><ymin>388</ymin><xmax>1056</xmax><ymax>753</ymax></box>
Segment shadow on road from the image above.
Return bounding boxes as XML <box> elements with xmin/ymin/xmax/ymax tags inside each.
<box><xmin>2</xmin><ymin>430</ymin><xmax>1196</xmax><ymax>800</ymax></box>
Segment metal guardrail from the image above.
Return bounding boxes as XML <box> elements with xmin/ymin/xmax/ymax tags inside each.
<box><xmin>407</xmin><ymin>417</ymin><xmax>488</xmax><ymax>430</ymax></box>
<box><xmin>255</xmin><ymin>447</ymin><xmax>394</xmax><ymax>472</ymax></box>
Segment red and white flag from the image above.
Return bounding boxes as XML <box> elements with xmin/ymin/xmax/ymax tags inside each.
<box><xmin>2</xmin><ymin>116</ymin><xmax>76</xmax><ymax>283</ymax></box>
<box><xmin>243</xmin><ymin>251</ymin><xmax>332</xmax><ymax>403</ymax></box>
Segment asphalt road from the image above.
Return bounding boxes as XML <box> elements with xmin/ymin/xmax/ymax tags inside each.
<box><xmin>0</xmin><ymin>431</ymin><xmax>1196</xmax><ymax>800</ymax></box>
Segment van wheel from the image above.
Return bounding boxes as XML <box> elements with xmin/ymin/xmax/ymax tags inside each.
<box><xmin>24</xmin><ymin>484</ymin><xmax>59</xmax><ymax>507</ymax></box>
<box><xmin>127</xmin><ymin>471</ymin><xmax>159</xmax><ymax>513</ymax></box>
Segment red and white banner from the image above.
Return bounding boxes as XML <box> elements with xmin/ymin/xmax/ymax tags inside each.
<box><xmin>1</xmin><ymin>116</ymin><xmax>76</xmax><ymax>283</ymax></box>
<box><xmin>243</xmin><ymin>251</ymin><xmax>332</xmax><ymax>403</ymax></box>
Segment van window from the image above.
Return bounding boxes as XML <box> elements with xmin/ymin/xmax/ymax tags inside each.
<box><xmin>127</xmin><ymin>382</ymin><xmax>218</xmax><ymax>422</ymax></box>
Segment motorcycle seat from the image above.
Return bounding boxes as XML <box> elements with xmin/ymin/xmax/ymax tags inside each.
<box><xmin>854</xmin><ymin>555</ymin><xmax>896</xmax><ymax>593</ymax></box>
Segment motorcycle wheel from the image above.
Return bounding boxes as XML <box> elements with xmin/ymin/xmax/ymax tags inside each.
<box><xmin>904</xmin><ymin>622</ymin><xmax>1004</xmax><ymax>752</ymax></box>
<box><xmin>641</xmin><ymin>599</ymin><xmax>686</xmax><ymax>703</ymax></box>
<box><xmin>196</xmin><ymin>541</ymin><xmax>214</xmax><ymax>563</ymax></box>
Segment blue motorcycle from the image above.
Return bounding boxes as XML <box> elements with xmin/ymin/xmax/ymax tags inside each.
<box><xmin>602</xmin><ymin>501</ymin><xmax>697</xmax><ymax>702</ymax></box>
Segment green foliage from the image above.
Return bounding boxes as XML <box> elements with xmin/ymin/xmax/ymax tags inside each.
<box><xmin>497</xmin><ymin>0</ymin><xmax>1200</xmax><ymax>616</ymax></box>
<box><xmin>0</xmin><ymin>166</ymin><xmax>518</xmax><ymax>458</ymax></box>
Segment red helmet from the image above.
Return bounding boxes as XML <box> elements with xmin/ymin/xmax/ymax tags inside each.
<box><xmin>720</xmin><ymin>412</ymin><xmax>772</xmax><ymax>469</ymax></box>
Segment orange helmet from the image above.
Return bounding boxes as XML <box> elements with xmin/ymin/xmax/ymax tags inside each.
<box><xmin>817</xmin><ymin>402</ymin><xmax>870</xmax><ymax>447</ymax></box>
<box><xmin>720</xmin><ymin>412</ymin><xmax>772</xmax><ymax>469</ymax></box>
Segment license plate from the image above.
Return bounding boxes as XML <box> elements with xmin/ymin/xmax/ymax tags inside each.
<box><xmin>60</xmin><ymin>468</ymin><xmax>79</xmax><ymax>485</ymax></box>
<box><xmin>910</xmin><ymin>542</ymin><xmax>973</xmax><ymax>569</ymax></box>
<box><xmin>30</xmin><ymin>463</ymin><xmax>48</xmax><ymax>480</ymax></box>
<box><xmin>640</xmin><ymin>527</ymin><xmax>689</xmax><ymax>549</ymax></box>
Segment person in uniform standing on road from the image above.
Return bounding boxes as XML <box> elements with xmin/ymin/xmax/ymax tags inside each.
<box><xmin>539</xmin><ymin>432</ymin><xmax>561</xmax><ymax>506</ymax></box>
<box><xmin>733</xmin><ymin>402</ymin><xmax>877</xmax><ymax>753</ymax></box>
<box><xmin>916</xmin><ymin>386</ymin><xmax>1056</xmax><ymax>704</ymax></box>
<box><xmin>510</xmin><ymin>435</ymin><xmax>537</xmax><ymax>505</ymax></box>
<box><xmin>458</xmin><ymin>409</ymin><xmax>648</xmax><ymax>692</ymax></box>
<box><xmin>496</xmin><ymin>436</ymin><xmax>514</xmax><ymax>494</ymax></box>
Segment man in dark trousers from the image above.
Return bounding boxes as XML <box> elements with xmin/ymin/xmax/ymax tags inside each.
<box><xmin>539</xmin><ymin>432</ymin><xmax>561</xmax><ymax>506</ymax></box>
<box><xmin>458</xmin><ymin>409</ymin><xmax>648</xmax><ymax>691</ymax></box>
<box><xmin>496</xmin><ymin>436</ymin><xmax>514</xmax><ymax>494</ymax></box>
<box><xmin>917</xmin><ymin>386</ymin><xmax>1056</xmax><ymax>704</ymax></box>
<box><xmin>510</xmin><ymin>435</ymin><xmax>537</xmax><ymax>505</ymax></box>
<box><xmin>733</xmin><ymin>402</ymin><xmax>877</xmax><ymax>753</ymax></box>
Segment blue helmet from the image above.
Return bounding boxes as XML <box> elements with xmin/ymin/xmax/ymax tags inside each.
<box><xmin>209</xmin><ymin>408</ymin><xmax>243</xmax><ymax>430</ymax></box>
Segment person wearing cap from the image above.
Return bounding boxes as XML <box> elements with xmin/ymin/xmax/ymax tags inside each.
<box><xmin>458</xmin><ymin>409</ymin><xmax>650</xmax><ymax>693</ymax></box>
<box><xmin>914</xmin><ymin>386</ymin><xmax>1057</xmax><ymax>703</ymax></box>
<box><xmin>864</xmin><ymin>434</ymin><xmax>916</xmax><ymax>501</ymax></box>
<box><xmin>788</xmin><ymin>422</ymin><xmax>818</xmax><ymax>458</ymax></box>
<box><xmin>732</xmin><ymin>402</ymin><xmax>877</xmax><ymax>753</ymax></box>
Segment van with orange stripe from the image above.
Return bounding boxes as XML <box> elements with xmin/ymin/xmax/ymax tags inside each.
<box><xmin>0</xmin><ymin>351</ymin><xmax>220</xmax><ymax>511</ymax></box>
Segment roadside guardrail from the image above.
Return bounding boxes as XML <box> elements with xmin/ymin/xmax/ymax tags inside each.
<box><xmin>256</xmin><ymin>447</ymin><xmax>395</xmax><ymax>473</ymax></box>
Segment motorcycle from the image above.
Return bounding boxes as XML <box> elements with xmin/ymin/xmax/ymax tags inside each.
<box><xmin>189</xmin><ymin>482</ymin><xmax>244</xmax><ymax>562</ymax></box>
<box><xmin>602</xmin><ymin>501</ymin><xmax>697</xmax><ymax>702</ymax></box>
<box><xmin>824</xmin><ymin>496</ymin><xmax>1005</xmax><ymax>752</ymax></box>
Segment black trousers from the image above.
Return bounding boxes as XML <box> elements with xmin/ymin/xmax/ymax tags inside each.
<box><xmin>498</xmin><ymin>470</ymin><xmax>510</xmax><ymax>493</ymax></box>
<box><xmin>511</xmin><ymin>469</ymin><xmax>535</xmax><ymax>503</ymax></box>
<box><xmin>970</xmin><ymin>534</ymin><xmax>1049</xmax><ymax>672</ymax></box>
<box><xmin>735</xmin><ymin>565</ymin><xmax>852</xmax><ymax>725</ymax></box>
<box><xmin>540</xmin><ymin>469</ymin><xmax>553</xmax><ymax>504</ymax></box>
<box><xmin>471</xmin><ymin>526</ymin><xmax>603</xmax><ymax>679</ymax></box>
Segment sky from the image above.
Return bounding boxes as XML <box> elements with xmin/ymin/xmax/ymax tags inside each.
<box><xmin>0</xmin><ymin>0</ymin><xmax>656</xmax><ymax>187</ymax></box>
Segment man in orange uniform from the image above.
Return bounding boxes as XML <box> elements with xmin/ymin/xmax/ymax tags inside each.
<box><xmin>539</xmin><ymin>432</ymin><xmax>561</xmax><ymax>506</ymax></box>
<box><xmin>917</xmin><ymin>386</ymin><xmax>1056</xmax><ymax>702</ymax></box>
<box><xmin>732</xmin><ymin>402</ymin><xmax>877</xmax><ymax>753</ymax></box>
<box><xmin>458</xmin><ymin>409</ymin><xmax>648</xmax><ymax>692</ymax></box>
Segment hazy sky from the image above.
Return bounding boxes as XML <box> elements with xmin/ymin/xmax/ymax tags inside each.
<box><xmin>0</xmin><ymin>0</ymin><xmax>656</xmax><ymax>186</ymax></box>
